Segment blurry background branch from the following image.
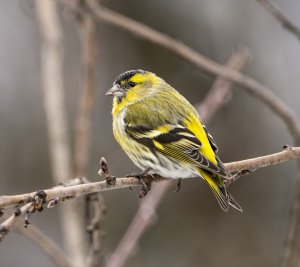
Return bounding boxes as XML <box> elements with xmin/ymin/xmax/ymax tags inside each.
<box><xmin>257</xmin><ymin>0</ymin><xmax>300</xmax><ymax>42</ymax></box>
<box><xmin>71</xmin><ymin>3</ymin><xmax>106</xmax><ymax>266</ymax></box>
<box><xmin>85</xmin><ymin>193</ymin><xmax>106</xmax><ymax>267</ymax></box>
<box><xmin>14</xmin><ymin>220</ymin><xmax>72</xmax><ymax>267</ymax></box>
<box><xmin>252</xmin><ymin>2</ymin><xmax>300</xmax><ymax>266</ymax></box>
<box><xmin>104</xmin><ymin>182</ymin><xmax>170</xmax><ymax>267</ymax></box>
<box><xmin>196</xmin><ymin>48</ymin><xmax>250</xmax><ymax>122</ymax></box>
<box><xmin>35</xmin><ymin>1</ymin><xmax>86</xmax><ymax>266</ymax></box>
<box><xmin>74</xmin><ymin>2</ymin><xmax>97</xmax><ymax>178</ymax></box>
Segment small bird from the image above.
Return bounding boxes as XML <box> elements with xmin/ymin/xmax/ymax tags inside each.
<box><xmin>106</xmin><ymin>69</ymin><xmax>242</xmax><ymax>212</ymax></box>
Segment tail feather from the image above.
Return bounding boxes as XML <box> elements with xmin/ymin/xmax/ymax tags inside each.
<box><xmin>209</xmin><ymin>183</ymin><xmax>230</xmax><ymax>212</ymax></box>
<box><xmin>228</xmin><ymin>193</ymin><xmax>243</xmax><ymax>212</ymax></box>
<box><xmin>198</xmin><ymin>169</ymin><xmax>242</xmax><ymax>212</ymax></box>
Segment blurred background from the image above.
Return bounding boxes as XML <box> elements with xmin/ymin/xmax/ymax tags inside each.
<box><xmin>1</xmin><ymin>0</ymin><xmax>300</xmax><ymax>266</ymax></box>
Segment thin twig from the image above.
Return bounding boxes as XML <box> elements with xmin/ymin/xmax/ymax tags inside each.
<box><xmin>196</xmin><ymin>48</ymin><xmax>250</xmax><ymax>122</ymax></box>
<box><xmin>0</xmin><ymin>147</ymin><xmax>300</xmax><ymax>211</ymax></box>
<box><xmin>0</xmin><ymin>203</ymin><xmax>32</xmax><ymax>241</ymax></box>
<box><xmin>225</xmin><ymin>146</ymin><xmax>300</xmax><ymax>171</ymax></box>
<box><xmin>0</xmin><ymin>190</ymin><xmax>47</xmax><ymax>241</ymax></box>
<box><xmin>84</xmin><ymin>0</ymin><xmax>300</xmax><ymax>144</ymax></box>
<box><xmin>257</xmin><ymin>0</ymin><xmax>300</xmax><ymax>41</ymax></box>
<box><xmin>35</xmin><ymin>1</ymin><xmax>86</xmax><ymax>266</ymax></box>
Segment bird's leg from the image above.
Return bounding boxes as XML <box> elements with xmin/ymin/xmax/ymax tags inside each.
<box><xmin>174</xmin><ymin>179</ymin><xmax>182</xmax><ymax>193</ymax></box>
<box><xmin>126</xmin><ymin>168</ymin><xmax>153</xmax><ymax>198</ymax></box>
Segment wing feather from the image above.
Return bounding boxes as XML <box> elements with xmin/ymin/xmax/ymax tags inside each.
<box><xmin>125</xmin><ymin>123</ymin><xmax>228</xmax><ymax>177</ymax></box>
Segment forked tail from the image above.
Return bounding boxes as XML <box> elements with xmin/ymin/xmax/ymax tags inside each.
<box><xmin>198</xmin><ymin>169</ymin><xmax>242</xmax><ymax>212</ymax></box>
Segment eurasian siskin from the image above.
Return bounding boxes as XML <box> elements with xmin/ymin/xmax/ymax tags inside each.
<box><xmin>106</xmin><ymin>69</ymin><xmax>242</xmax><ymax>212</ymax></box>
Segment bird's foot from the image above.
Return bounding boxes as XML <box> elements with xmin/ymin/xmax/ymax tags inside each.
<box><xmin>126</xmin><ymin>168</ymin><xmax>154</xmax><ymax>198</ymax></box>
<box><xmin>174</xmin><ymin>179</ymin><xmax>182</xmax><ymax>193</ymax></box>
<box><xmin>224</xmin><ymin>169</ymin><xmax>252</xmax><ymax>187</ymax></box>
<box><xmin>126</xmin><ymin>167</ymin><xmax>151</xmax><ymax>179</ymax></box>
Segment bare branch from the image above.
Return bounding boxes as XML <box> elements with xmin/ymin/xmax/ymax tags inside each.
<box><xmin>0</xmin><ymin>190</ymin><xmax>48</xmax><ymax>241</ymax></box>
<box><xmin>257</xmin><ymin>0</ymin><xmax>300</xmax><ymax>41</ymax></box>
<box><xmin>35</xmin><ymin>1</ymin><xmax>86</xmax><ymax>266</ymax></box>
<box><xmin>84</xmin><ymin>0</ymin><xmax>300</xmax><ymax>144</ymax></box>
<box><xmin>0</xmin><ymin>147</ymin><xmax>299</xmax><ymax>212</ymax></box>
<box><xmin>196</xmin><ymin>48</ymin><xmax>250</xmax><ymax>122</ymax></box>
<box><xmin>225</xmin><ymin>146</ymin><xmax>300</xmax><ymax>172</ymax></box>
<box><xmin>0</xmin><ymin>176</ymin><xmax>144</xmax><ymax>210</ymax></box>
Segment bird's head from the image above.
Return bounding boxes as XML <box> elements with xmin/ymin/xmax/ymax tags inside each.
<box><xmin>106</xmin><ymin>69</ymin><xmax>162</xmax><ymax>105</ymax></box>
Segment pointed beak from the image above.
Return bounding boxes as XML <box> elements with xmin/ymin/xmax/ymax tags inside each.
<box><xmin>105</xmin><ymin>84</ymin><xmax>125</xmax><ymax>97</ymax></box>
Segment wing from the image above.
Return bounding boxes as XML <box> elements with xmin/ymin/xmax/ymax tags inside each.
<box><xmin>124</xmin><ymin>89</ymin><xmax>229</xmax><ymax>177</ymax></box>
<box><xmin>125</xmin><ymin>122</ymin><xmax>228</xmax><ymax>177</ymax></box>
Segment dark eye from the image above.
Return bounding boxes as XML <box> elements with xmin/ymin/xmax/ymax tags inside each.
<box><xmin>128</xmin><ymin>81</ymin><xmax>136</xmax><ymax>87</ymax></box>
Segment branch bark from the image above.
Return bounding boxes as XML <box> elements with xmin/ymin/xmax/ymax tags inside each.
<box><xmin>257</xmin><ymin>0</ymin><xmax>300</xmax><ymax>41</ymax></box>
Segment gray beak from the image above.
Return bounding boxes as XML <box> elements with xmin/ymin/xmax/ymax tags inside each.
<box><xmin>105</xmin><ymin>84</ymin><xmax>125</xmax><ymax>97</ymax></box>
